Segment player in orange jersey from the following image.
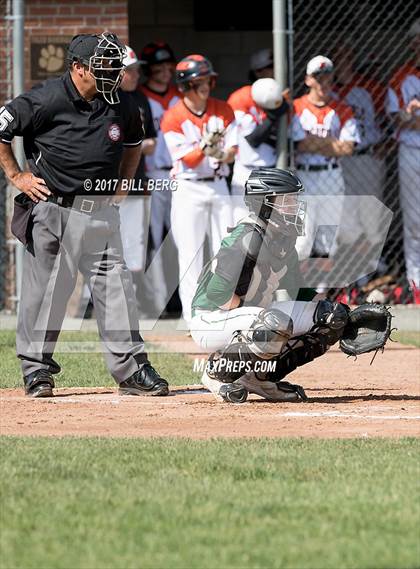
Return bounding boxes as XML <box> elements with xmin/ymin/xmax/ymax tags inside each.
<box><xmin>291</xmin><ymin>56</ymin><xmax>360</xmax><ymax>265</ymax></box>
<box><xmin>386</xmin><ymin>19</ymin><xmax>420</xmax><ymax>300</ymax></box>
<box><xmin>161</xmin><ymin>55</ymin><xmax>238</xmax><ymax>327</ymax></box>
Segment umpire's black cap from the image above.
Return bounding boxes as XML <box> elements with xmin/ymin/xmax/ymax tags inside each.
<box><xmin>67</xmin><ymin>34</ymin><xmax>100</xmax><ymax>65</ymax></box>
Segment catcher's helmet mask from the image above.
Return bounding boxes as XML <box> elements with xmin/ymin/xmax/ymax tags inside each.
<box><xmin>175</xmin><ymin>55</ymin><xmax>218</xmax><ymax>93</ymax></box>
<box><xmin>245</xmin><ymin>168</ymin><xmax>306</xmax><ymax>235</ymax></box>
<box><xmin>68</xmin><ymin>32</ymin><xmax>126</xmax><ymax>105</ymax></box>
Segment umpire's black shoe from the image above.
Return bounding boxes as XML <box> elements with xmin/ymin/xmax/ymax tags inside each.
<box><xmin>119</xmin><ymin>364</ymin><xmax>169</xmax><ymax>396</ymax></box>
<box><xmin>24</xmin><ymin>370</ymin><xmax>55</xmax><ymax>398</ymax></box>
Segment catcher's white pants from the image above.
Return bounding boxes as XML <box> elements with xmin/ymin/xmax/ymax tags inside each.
<box><xmin>295</xmin><ymin>167</ymin><xmax>346</xmax><ymax>260</ymax></box>
<box><xmin>171</xmin><ymin>177</ymin><xmax>234</xmax><ymax>326</ymax></box>
<box><xmin>398</xmin><ymin>144</ymin><xmax>420</xmax><ymax>288</ymax></box>
<box><xmin>191</xmin><ymin>300</ymin><xmax>318</xmax><ymax>352</ymax></box>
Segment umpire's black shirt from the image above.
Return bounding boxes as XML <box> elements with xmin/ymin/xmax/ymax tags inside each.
<box><xmin>1</xmin><ymin>71</ymin><xmax>144</xmax><ymax>195</ymax></box>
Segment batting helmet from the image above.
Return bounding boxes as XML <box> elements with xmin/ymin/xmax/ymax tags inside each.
<box><xmin>175</xmin><ymin>54</ymin><xmax>218</xmax><ymax>92</ymax></box>
<box><xmin>67</xmin><ymin>32</ymin><xmax>126</xmax><ymax>105</ymax></box>
<box><xmin>245</xmin><ymin>168</ymin><xmax>306</xmax><ymax>235</ymax></box>
<box><xmin>140</xmin><ymin>41</ymin><xmax>176</xmax><ymax>74</ymax></box>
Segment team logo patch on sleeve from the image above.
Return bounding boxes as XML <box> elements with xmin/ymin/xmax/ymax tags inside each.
<box><xmin>108</xmin><ymin>123</ymin><xmax>121</xmax><ymax>142</ymax></box>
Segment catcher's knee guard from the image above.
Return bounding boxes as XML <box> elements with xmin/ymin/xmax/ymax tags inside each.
<box><xmin>219</xmin><ymin>382</ymin><xmax>248</xmax><ymax>404</ymax></box>
<box><xmin>208</xmin><ymin>308</ymin><xmax>293</xmax><ymax>383</ymax></box>
<box><xmin>249</xmin><ymin>308</ymin><xmax>293</xmax><ymax>357</ymax></box>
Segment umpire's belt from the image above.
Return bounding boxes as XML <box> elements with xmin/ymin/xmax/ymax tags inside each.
<box><xmin>297</xmin><ymin>163</ymin><xmax>339</xmax><ymax>172</ymax></box>
<box><xmin>47</xmin><ymin>194</ymin><xmax>111</xmax><ymax>214</ymax></box>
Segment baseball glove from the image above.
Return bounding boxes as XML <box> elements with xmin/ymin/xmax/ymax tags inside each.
<box><xmin>339</xmin><ymin>303</ymin><xmax>393</xmax><ymax>357</ymax></box>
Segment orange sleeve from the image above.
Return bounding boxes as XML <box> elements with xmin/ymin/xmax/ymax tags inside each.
<box><xmin>216</xmin><ymin>100</ymin><xmax>235</xmax><ymax>128</ymax></box>
<box><xmin>161</xmin><ymin>105</ymin><xmax>183</xmax><ymax>134</ymax></box>
<box><xmin>334</xmin><ymin>101</ymin><xmax>354</xmax><ymax>125</ymax></box>
<box><xmin>227</xmin><ymin>86</ymin><xmax>252</xmax><ymax>113</ymax></box>
<box><xmin>293</xmin><ymin>96</ymin><xmax>306</xmax><ymax>116</ymax></box>
<box><xmin>182</xmin><ymin>147</ymin><xmax>205</xmax><ymax>168</ymax></box>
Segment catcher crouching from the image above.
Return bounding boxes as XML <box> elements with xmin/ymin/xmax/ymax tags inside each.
<box><xmin>190</xmin><ymin>167</ymin><xmax>392</xmax><ymax>403</ymax></box>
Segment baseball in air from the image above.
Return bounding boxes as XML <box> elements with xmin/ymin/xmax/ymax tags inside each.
<box><xmin>251</xmin><ymin>78</ymin><xmax>283</xmax><ymax>110</ymax></box>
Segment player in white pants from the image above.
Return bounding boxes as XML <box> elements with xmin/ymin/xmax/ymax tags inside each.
<box><xmin>228</xmin><ymin>77</ymin><xmax>289</xmax><ymax>223</ymax></box>
<box><xmin>333</xmin><ymin>45</ymin><xmax>387</xmax><ymax>266</ymax></box>
<box><xmin>190</xmin><ymin>168</ymin><xmax>350</xmax><ymax>403</ymax></box>
<box><xmin>386</xmin><ymin>19</ymin><xmax>420</xmax><ymax>301</ymax></box>
<box><xmin>291</xmin><ymin>56</ymin><xmax>360</xmax><ymax>261</ymax></box>
<box><xmin>118</xmin><ymin>46</ymin><xmax>156</xmax><ymax>276</ymax></box>
<box><xmin>161</xmin><ymin>54</ymin><xmax>237</xmax><ymax>327</ymax></box>
<box><xmin>137</xmin><ymin>42</ymin><xmax>180</xmax><ymax>313</ymax></box>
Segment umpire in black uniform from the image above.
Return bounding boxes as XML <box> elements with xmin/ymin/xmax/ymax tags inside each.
<box><xmin>0</xmin><ymin>32</ymin><xmax>169</xmax><ymax>398</ymax></box>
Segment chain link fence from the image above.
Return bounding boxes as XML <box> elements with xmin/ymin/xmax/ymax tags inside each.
<box><xmin>0</xmin><ymin>0</ymin><xmax>14</xmax><ymax>312</ymax></box>
<box><xmin>0</xmin><ymin>1</ymin><xmax>418</xmax><ymax>312</ymax></box>
<box><xmin>291</xmin><ymin>0</ymin><xmax>419</xmax><ymax>304</ymax></box>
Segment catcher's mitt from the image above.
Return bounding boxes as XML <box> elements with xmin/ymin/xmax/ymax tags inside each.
<box><xmin>339</xmin><ymin>303</ymin><xmax>393</xmax><ymax>358</ymax></box>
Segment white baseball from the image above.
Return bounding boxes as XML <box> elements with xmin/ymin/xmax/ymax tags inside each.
<box><xmin>366</xmin><ymin>290</ymin><xmax>386</xmax><ymax>304</ymax></box>
<box><xmin>251</xmin><ymin>78</ymin><xmax>283</xmax><ymax>110</ymax></box>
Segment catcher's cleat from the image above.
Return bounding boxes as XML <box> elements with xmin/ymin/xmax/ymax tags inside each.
<box><xmin>119</xmin><ymin>364</ymin><xmax>169</xmax><ymax>396</ymax></box>
<box><xmin>219</xmin><ymin>383</ymin><xmax>248</xmax><ymax>404</ymax></box>
<box><xmin>239</xmin><ymin>375</ymin><xmax>307</xmax><ymax>402</ymax></box>
<box><xmin>24</xmin><ymin>370</ymin><xmax>54</xmax><ymax>398</ymax></box>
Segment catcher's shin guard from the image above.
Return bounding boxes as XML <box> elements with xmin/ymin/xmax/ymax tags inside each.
<box><xmin>208</xmin><ymin>308</ymin><xmax>293</xmax><ymax>383</ymax></box>
<box><xmin>266</xmin><ymin>300</ymin><xmax>349</xmax><ymax>382</ymax></box>
<box><xmin>267</xmin><ymin>332</ymin><xmax>329</xmax><ymax>382</ymax></box>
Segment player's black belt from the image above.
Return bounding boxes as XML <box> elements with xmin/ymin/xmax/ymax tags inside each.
<box><xmin>297</xmin><ymin>163</ymin><xmax>339</xmax><ymax>172</ymax></box>
<box><xmin>195</xmin><ymin>176</ymin><xmax>227</xmax><ymax>182</ymax></box>
<box><xmin>47</xmin><ymin>194</ymin><xmax>112</xmax><ymax>214</ymax></box>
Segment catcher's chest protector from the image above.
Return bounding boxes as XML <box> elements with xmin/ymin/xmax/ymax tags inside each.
<box><xmin>236</xmin><ymin>219</ymin><xmax>297</xmax><ymax>307</ymax></box>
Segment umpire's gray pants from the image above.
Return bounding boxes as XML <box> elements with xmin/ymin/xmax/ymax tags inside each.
<box><xmin>16</xmin><ymin>199</ymin><xmax>149</xmax><ymax>383</ymax></box>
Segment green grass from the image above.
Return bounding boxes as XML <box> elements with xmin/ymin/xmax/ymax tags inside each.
<box><xmin>0</xmin><ymin>330</ymin><xmax>420</xmax><ymax>389</ymax></box>
<box><xmin>1</xmin><ymin>328</ymin><xmax>418</xmax><ymax>390</ymax></box>
<box><xmin>0</xmin><ymin>437</ymin><xmax>419</xmax><ymax>569</ymax></box>
<box><xmin>0</xmin><ymin>330</ymin><xmax>200</xmax><ymax>389</ymax></box>
<box><xmin>394</xmin><ymin>331</ymin><xmax>420</xmax><ymax>348</ymax></box>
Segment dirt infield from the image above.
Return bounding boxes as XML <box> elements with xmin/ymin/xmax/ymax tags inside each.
<box><xmin>1</xmin><ymin>343</ymin><xmax>419</xmax><ymax>439</ymax></box>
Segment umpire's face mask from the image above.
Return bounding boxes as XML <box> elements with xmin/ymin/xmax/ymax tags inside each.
<box><xmin>89</xmin><ymin>34</ymin><xmax>126</xmax><ymax>105</ymax></box>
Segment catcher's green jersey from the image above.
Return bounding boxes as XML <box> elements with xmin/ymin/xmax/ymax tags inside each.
<box><xmin>192</xmin><ymin>215</ymin><xmax>316</xmax><ymax>316</ymax></box>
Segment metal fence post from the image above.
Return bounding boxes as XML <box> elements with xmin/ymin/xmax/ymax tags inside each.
<box><xmin>273</xmin><ymin>0</ymin><xmax>288</xmax><ymax>168</ymax></box>
<box><xmin>12</xmin><ymin>0</ymin><xmax>25</xmax><ymax>312</ymax></box>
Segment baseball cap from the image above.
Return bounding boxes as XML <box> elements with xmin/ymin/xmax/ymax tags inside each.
<box><xmin>306</xmin><ymin>55</ymin><xmax>334</xmax><ymax>76</ymax></box>
<box><xmin>408</xmin><ymin>18</ymin><xmax>420</xmax><ymax>37</ymax></box>
<box><xmin>123</xmin><ymin>45</ymin><xmax>144</xmax><ymax>67</ymax></box>
<box><xmin>250</xmin><ymin>48</ymin><xmax>273</xmax><ymax>71</ymax></box>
